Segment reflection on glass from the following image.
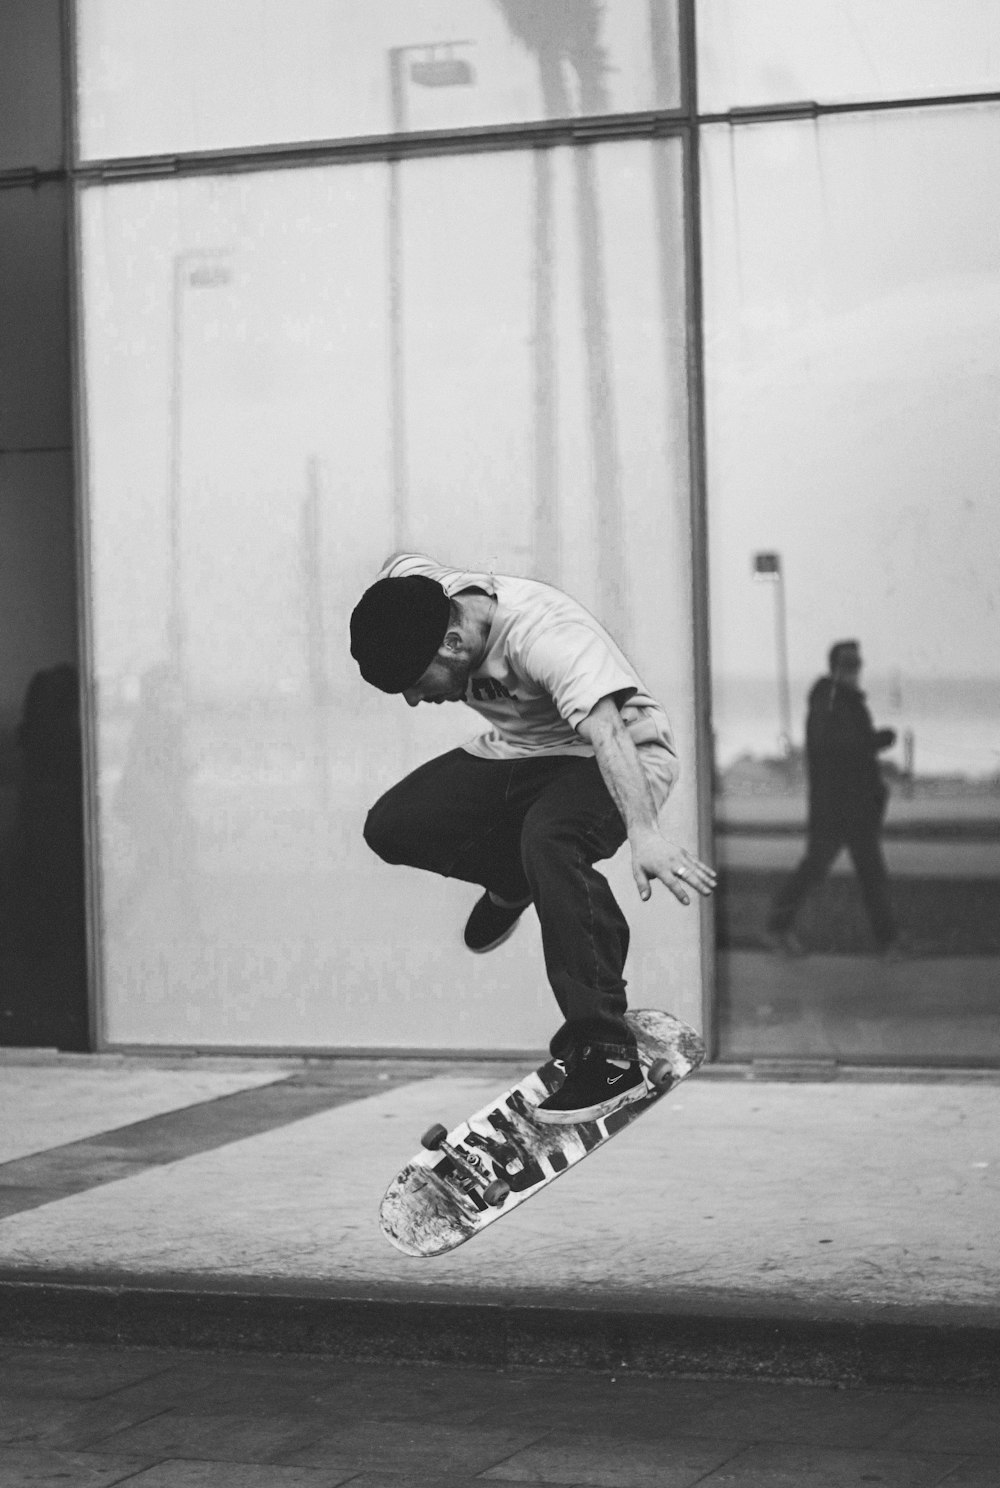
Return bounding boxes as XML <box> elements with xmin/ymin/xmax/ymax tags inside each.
<box><xmin>80</xmin><ymin>137</ymin><xmax>698</xmax><ymax>1049</ymax></box>
<box><xmin>107</xmin><ymin>664</ymin><xmax>200</xmax><ymax>941</ymax></box>
<box><xmin>697</xmin><ymin>0</ymin><xmax>1000</xmax><ymax>112</ymax></box>
<box><xmin>703</xmin><ymin>108</ymin><xmax>1000</xmax><ymax>1066</ymax></box>
<box><xmin>76</xmin><ymin>0</ymin><xmax>681</xmax><ymax>160</ymax></box>
<box><xmin>0</xmin><ymin>665</ymin><xmax>87</xmax><ymax>1049</ymax></box>
<box><xmin>764</xmin><ymin>641</ymin><xmax>900</xmax><ymax>956</ymax></box>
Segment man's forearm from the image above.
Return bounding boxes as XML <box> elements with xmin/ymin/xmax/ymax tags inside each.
<box><xmin>580</xmin><ymin>697</ymin><xmax>660</xmax><ymax>838</ymax></box>
<box><xmin>580</xmin><ymin>696</ymin><xmax>717</xmax><ymax>905</ymax></box>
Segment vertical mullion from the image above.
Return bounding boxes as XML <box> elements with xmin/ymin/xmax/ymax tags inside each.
<box><xmin>64</xmin><ymin>0</ymin><xmax>105</xmax><ymax>1049</ymax></box>
<box><xmin>678</xmin><ymin>0</ymin><xmax>718</xmax><ymax>1056</ymax></box>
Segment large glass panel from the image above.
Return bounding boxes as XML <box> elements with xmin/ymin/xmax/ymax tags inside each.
<box><xmin>702</xmin><ymin>105</ymin><xmax>1000</xmax><ymax>1066</ymax></box>
<box><xmin>76</xmin><ymin>0</ymin><xmax>681</xmax><ymax>162</ymax></box>
<box><xmin>80</xmin><ymin>136</ymin><xmax>699</xmax><ymax>1051</ymax></box>
<box><xmin>697</xmin><ymin>0</ymin><xmax>1000</xmax><ymax>113</ymax></box>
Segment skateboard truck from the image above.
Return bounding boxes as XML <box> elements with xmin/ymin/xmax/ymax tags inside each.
<box><xmin>647</xmin><ymin>1058</ymin><xmax>675</xmax><ymax>1092</ymax></box>
<box><xmin>421</xmin><ymin>1123</ymin><xmax>511</xmax><ymax>1207</ymax></box>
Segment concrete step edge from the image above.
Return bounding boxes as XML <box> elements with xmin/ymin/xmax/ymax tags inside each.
<box><xmin>1</xmin><ymin>1277</ymin><xmax>998</xmax><ymax>1391</ymax></box>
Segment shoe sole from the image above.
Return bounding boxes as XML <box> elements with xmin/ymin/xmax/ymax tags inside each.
<box><xmin>465</xmin><ymin>917</ymin><xmax>523</xmax><ymax>955</ymax></box>
<box><xmin>533</xmin><ymin>1081</ymin><xmax>648</xmax><ymax>1126</ymax></box>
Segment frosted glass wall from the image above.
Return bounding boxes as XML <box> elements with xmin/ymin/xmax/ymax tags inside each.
<box><xmin>81</xmin><ymin>138</ymin><xmax>701</xmax><ymax>1049</ymax></box>
<box><xmin>75</xmin><ymin>0</ymin><xmax>681</xmax><ymax>160</ymax></box>
<box><xmin>697</xmin><ymin>0</ymin><xmax>1000</xmax><ymax>112</ymax></box>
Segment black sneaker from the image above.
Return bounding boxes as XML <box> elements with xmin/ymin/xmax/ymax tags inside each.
<box><xmin>534</xmin><ymin>1048</ymin><xmax>646</xmax><ymax>1125</ymax></box>
<box><xmin>463</xmin><ymin>892</ymin><xmax>531</xmax><ymax>954</ymax></box>
<box><xmin>537</xmin><ymin>1056</ymin><xmax>568</xmax><ymax>1095</ymax></box>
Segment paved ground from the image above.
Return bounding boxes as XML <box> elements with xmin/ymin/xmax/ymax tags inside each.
<box><xmin>0</xmin><ymin>1051</ymin><xmax>998</xmax><ymax>1390</ymax></box>
<box><xmin>1</xmin><ymin>1058</ymin><xmax>997</xmax><ymax>1313</ymax></box>
<box><xmin>1</xmin><ymin>1340</ymin><xmax>999</xmax><ymax>1487</ymax></box>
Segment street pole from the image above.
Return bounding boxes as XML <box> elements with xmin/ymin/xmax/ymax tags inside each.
<box><xmin>168</xmin><ymin>255</ymin><xmax>185</xmax><ymax>684</ymax></box>
<box><xmin>753</xmin><ymin>551</ymin><xmax>793</xmax><ymax>757</ymax></box>
<box><xmin>167</xmin><ymin>250</ymin><xmax>233</xmax><ymax>692</ymax></box>
<box><xmin>773</xmin><ymin>565</ymin><xmax>793</xmax><ymax>756</ymax></box>
<box><xmin>385</xmin><ymin>43</ymin><xmax>475</xmax><ymax>552</ymax></box>
<box><xmin>387</xmin><ymin>48</ymin><xmax>408</xmax><ymax>551</ymax></box>
<box><xmin>532</xmin><ymin>148</ymin><xmax>558</xmax><ymax>581</ymax></box>
<box><xmin>302</xmin><ymin>456</ymin><xmax>331</xmax><ymax>812</ymax></box>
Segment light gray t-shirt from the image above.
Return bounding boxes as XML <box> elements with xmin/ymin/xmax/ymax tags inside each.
<box><xmin>379</xmin><ymin>554</ymin><xmax>679</xmax><ymax>802</ymax></box>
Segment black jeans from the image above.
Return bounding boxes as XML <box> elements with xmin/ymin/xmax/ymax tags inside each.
<box><xmin>363</xmin><ymin>748</ymin><xmax>634</xmax><ymax>1059</ymax></box>
<box><xmin>768</xmin><ymin>822</ymin><xmax>897</xmax><ymax>948</ymax></box>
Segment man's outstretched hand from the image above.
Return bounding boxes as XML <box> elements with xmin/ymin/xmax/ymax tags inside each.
<box><xmin>628</xmin><ymin>828</ymin><xmax>718</xmax><ymax>905</ymax></box>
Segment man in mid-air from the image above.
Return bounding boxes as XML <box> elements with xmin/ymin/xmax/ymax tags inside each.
<box><xmin>350</xmin><ymin>553</ymin><xmax>716</xmax><ymax>1124</ymax></box>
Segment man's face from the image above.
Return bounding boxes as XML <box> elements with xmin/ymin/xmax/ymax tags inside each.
<box><xmin>835</xmin><ymin>648</ymin><xmax>863</xmax><ymax>687</ymax></box>
<box><xmin>402</xmin><ymin>650</ymin><xmax>472</xmax><ymax>707</ymax></box>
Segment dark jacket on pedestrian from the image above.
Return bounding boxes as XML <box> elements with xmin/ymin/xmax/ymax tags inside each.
<box><xmin>805</xmin><ymin>678</ymin><xmax>895</xmax><ymax>832</ymax></box>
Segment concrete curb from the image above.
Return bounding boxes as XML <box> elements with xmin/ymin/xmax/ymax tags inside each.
<box><xmin>2</xmin><ymin>1277</ymin><xmax>998</xmax><ymax>1391</ymax></box>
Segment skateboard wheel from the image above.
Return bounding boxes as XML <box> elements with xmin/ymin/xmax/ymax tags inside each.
<box><xmin>421</xmin><ymin>1123</ymin><xmax>449</xmax><ymax>1150</ymax></box>
<box><xmin>483</xmin><ymin>1180</ymin><xmax>510</xmax><ymax>1207</ymax></box>
<box><xmin>649</xmin><ymin>1058</ymin><xmax>674</xmax><ymax>1091</ymax></box>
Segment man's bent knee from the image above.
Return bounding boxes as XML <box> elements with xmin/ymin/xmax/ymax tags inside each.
<box><xmin>363</xmin><ymin>797</ymin><xmax>414</xmax><ymax>865</ymax></box>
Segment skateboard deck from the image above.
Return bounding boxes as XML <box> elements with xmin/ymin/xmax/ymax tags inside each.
<box><xmin>379</xmin><ymin>1008</ymin><xmax>704</xmax><ymax>1257</ymax></box>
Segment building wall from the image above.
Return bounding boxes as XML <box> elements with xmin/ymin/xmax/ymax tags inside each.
<box><xmin>74</xmin><ymin>2</ymin><xmax>706</xmax><ymax>1053</ymax></box>
<box><xmin>0</xmin><ymin>0</ymin><xmax>87</xmax><ymax>1050</ymax></box>
<box><xmin>68</xmin><ymin>1</ymin><xmax>1000</xmax><ymax>1061</ymax></box>
<box><xmin>0</xmin><ymin>0</ymin><xmax>76</xmax><ymax>733</ymax></box>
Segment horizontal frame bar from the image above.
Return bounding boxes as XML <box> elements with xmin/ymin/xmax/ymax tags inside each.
<box><xmin>74</xmin><ymin>110</ymin><xmax>689</xmax><ymax>183</ymax></box>
<box><xmin>701</xmin><ymin>87</ymin><xmax>1000</xmax><ymax>127</ymax></box>
<box><xmin>0</xmin><ymin>167</ymin><xmax>68</xmax><ymax>191</ymax></box>
<box><xmin>60</xmin><ymin>87</ymin><xmax>1000</xmax><ymax>187</ymax></box>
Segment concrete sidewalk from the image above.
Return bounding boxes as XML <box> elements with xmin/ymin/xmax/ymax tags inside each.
<box><xmin>0</xmin><ymin>1048</ymin><xmax>998</xmax><ymax>1388</ymax></box>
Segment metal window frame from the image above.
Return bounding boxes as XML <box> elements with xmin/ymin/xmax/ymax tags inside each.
<box><xmin>60</xmin><ymin>0</ymin><xmax>1000</xmax><ymax>1058</ymax></box>
<box><xmin>677</xmin><ymin>0</ymin><xmax>717</xmax><ymax>1056</ymax></box>
<box><xmin>60</xmin><ymin>0</ymin><xmax>106</xmax><ymax>1052</ymax></box>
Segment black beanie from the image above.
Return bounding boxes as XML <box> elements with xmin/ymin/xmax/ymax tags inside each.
<box><xmin>350</xmin><ymin>575</ymin><xmax>451</xmax><ymax>693</ymax></box>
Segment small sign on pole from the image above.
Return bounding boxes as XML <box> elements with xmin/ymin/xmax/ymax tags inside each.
<box><xmin>753</xmin><ymin>551</ymin><xmax>781</xmax><ymax>581</ymax></box>
<box><xmin>752</xmin><ymin>550</ymin><xmax>793</xmax><ymax>756</ymax></box>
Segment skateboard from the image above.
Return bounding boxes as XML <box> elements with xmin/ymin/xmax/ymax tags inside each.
<box><xmin>379</xmin><ymin>1008</ymin><xmax>704</xmax><ymax>1257</ymax></box>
